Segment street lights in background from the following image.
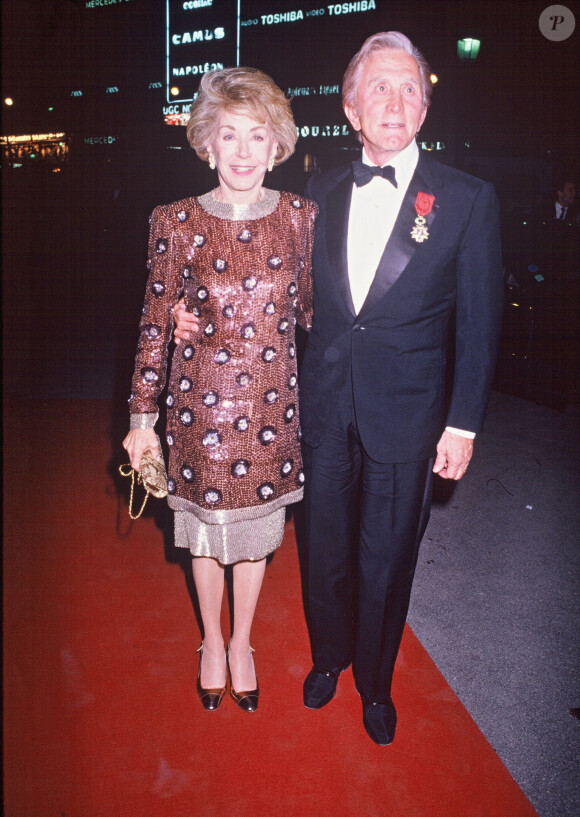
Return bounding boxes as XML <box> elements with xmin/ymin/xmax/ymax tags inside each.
<box><xmin>453</xmin><ymin>38</ymin><xmax>481</xmax><ymax>160</ymax></box>
<box><xmin>457</xmin><ymin>38</ymin><xmax>481</xmax><ymax>61</ymax></box>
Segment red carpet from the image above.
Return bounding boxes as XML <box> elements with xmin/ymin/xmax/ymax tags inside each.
<box><xmin>3</xmin><ymin>400</ymin><xmax>539</xmax><ymax>817</ymax></box>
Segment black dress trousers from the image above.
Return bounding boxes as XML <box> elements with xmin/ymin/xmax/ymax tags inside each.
<box><xmin>302</xmin><ymin>379</ymin><xmax>434</xmax><ymax>702</ymax></box>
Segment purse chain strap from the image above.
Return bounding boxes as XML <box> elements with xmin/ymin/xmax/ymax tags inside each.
<box><xmin>119</xmin><ymin>464</ymin><xmax>150</xmax><ymax>519</ymax></box>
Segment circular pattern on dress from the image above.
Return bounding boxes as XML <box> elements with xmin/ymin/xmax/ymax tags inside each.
<box><xmin>167</xmin><ymin>433</ymin><xmax>174</xmax><ymax>445</ymax></box>
<box><xmin>280</xmin><ymin>458</ymin><xmax>294</xmax><ymax>478</ymax></box>
<box><xmin>234</xmin><ymin>416</ymin><xmax>250</xmax><ymax>432</ymax></box>
<box><xmin>288</xmin><ymin>373</ymin><xmax>297</xmax><ymax>389</ymax></box>
<box><xmin>231</xmin><ymin>459</ymin><xmax>250</xmax><ymax>478</ymax></box>
<box><xmin>264</xmin><ymin>302</ymin><xmax>276</xmax><ymax>315</ymax></box>
<box><xmin>204</xmin><ymin>488</ymin><xmax>222</xmax><ymax>505</ymax></box>
<box><xmin>257</xmin><ymin>482</ymin><xmax>275</xmax><ymax>501</ymax></box>
<box><xmin>177</xmin><ymin>210</ymin><xmax>189</xmax><ymax>222</ymax></box>
<box><xmin>292</xmin><ymin>199</ymin><xmax>303</xmax><ymax>209</ymax></box>
<box><xmin>166</xmin><ymin>393</ymin><xmax>175</xmax><ymax>407</ymax></box>
<box><xmin>242</xmin><ymin>275</ymin><xmax>258</xmax><ymax>291</ymax></box>
<box><xmin>284</xmin><ymin>404</ymin><xmax>296</xmax><ymax>423</ymax></box>
<box><xmin>141</xmin><ymin>367</ymin><xmax>158</xmax><ymax>385</ymax></box>
<box><xmin>277</xmin><ymin>318</ymin><xmax>289</xmax><ymax>334</ymax></box>
<box><xmin>151</xmin><ymin>281</ymin><xmax>165</xmax><ymax>297</ymax></box>
<box><xmin>236</xmin><ymin>372</ymin><xmax>253</xmax><ymax>387</ymax></box>
<box><xmin>261</xmin><ymin>346</ymin><xmax>277</xmax><ymax>362</ymax></box>
<box><xmin>202</xmin><ymin>390</ymin><xmax>219</xmax><ymax>407</ymax></box>
<box><xmin>179</xmin><ymin>377</ymin><xmax>192</xmax><ymax>393</ymax></box>
<box><xmin>202</xmin><ymin>429</ymin><xmax>222</xmax><ymax>447</ymax></box>
<box><xmin>144</xmin><ymin>324</ymin><xmax>161</xmax><ymax>340</ymax></box>
<box><xmin>288</xmin><ymin>344</ymin><xmax>296</xmax><ymax>359</ymax></box>
<box><xmin>287</xmin><ymin>282</ymin><xmax>297</xmax><ymax>297</ymax></box>
<box><xmin>296</xmin><ymin>469</ymin><xmax>305</xmax><ymax>486</ymax></box>
<box><xmin>267</xmin><ymin>255</ymin><xmax>283</xmax><ymax>270</ymax></box>
<box><xmin>180</xmin><ymin>465</ymin><xmax>195</xmax><ymax>483</ymax></box>
<box><xmin>215</xmin><ymin>348</ymin><xmax>230</xmax><ymax>364</ymax></box>
<box><xmin>258</xmin><ymin>426</ymin><xmax>277</xmax><ymax>445</ymax></box>
<box><xmin>237</xmin><ymin>229</ymin><xmax>252</xmax><ymax>243</ymax></box>
<box><xmin>180</xmin><ymin>407</ymin><xmax>194</xmax><ymax>426</ymax></box>
<box><xmin>197</xmin><ymin>286</ymin><xmax>209</xmax><ymax>301</ymax></box>
<box><xmin>223</xmin><ymin>305</ymin><xmax>235</xmax><ymax>318</ymax></box>
<box><xmin>204</xmin><ymin>322</ymin><xmax>216</xmax><ymax>337</ymax></box>
<box><xmin>182</xmin><ymin>266</ymin><xmax>192</xmax><ymax>279</ymax></box>
<box><xmin>240</xmin><ymin>323</ymin><xmax>256</xmax><ymax>340</ymax></box>
<box><xmin>168</xmin><ymin>478</ymin><xmax>176</xmax><ymax>495</ymax></box>
<box><xmin>264</xmin><ymin>389</ymin><xmax>279</xmax><ymax>405</ymax></box>
<box><xmin>193</xmin><ymin>234</ymin><xmax>206</xmax><ymax>247</ymax></box>
<box><xmin>213</xmin><ymin>258</ymin><xmax>228</xmax><ymax>273</ymax></box>
<box><xmin>182</xmin><ymin>344</ymin><xmax>194</xmax><ymax>360</ymax></box>
<box><xmin>156</xmin><ymin>238</ymin><xmax>168</xmax><ymax>254</ymax></box>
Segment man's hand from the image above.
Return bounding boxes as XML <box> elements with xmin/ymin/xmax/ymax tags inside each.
<box><xmin>173</xmin><ymin>297</ymin><xmax>200</xmax><ymax>344</ymax></box>
<box><xmin>432</xmin><ymin>430</ymin><xmax>474</xmax><ymax>480</ymax></box>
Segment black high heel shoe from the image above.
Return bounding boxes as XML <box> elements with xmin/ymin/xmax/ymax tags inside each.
<box><xmin>196</xmin><ymin>643</ymin><xmax>226</xmax><ymax>711</ymax></box>
<box><xmin>227</xmin><ymin>643</ymin><xmax>259</xmax><ymax>712</ymax></box>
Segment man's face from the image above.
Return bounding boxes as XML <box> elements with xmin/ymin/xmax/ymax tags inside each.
<box><xmin>344</xmin><ymin>48</ymin><xmax>427</xmax><ymax>166</ymax></box>
<box><xmin>558</xmin><ymin>182</ymin><xmax>576</xmax><ymax>207</ymax></box>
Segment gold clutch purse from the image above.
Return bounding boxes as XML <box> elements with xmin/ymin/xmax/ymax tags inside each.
<box><xmin>119</xmin><ymin>438</ymin><xmax>168</xmax><ymax>519</ymax></box>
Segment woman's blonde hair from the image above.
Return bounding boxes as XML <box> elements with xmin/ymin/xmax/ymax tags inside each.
<box><xmin>186</xmin><ymin>67</ymin><xmax>297</xmax><ymax>165</ymax></box>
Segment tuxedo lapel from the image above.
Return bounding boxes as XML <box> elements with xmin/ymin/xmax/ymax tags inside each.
<box><xmin>358</xmin><ymin>155</ymin><xmax>438</xmax><ymax>320</ymax></box>
<box><xmin>325</xmin><ymin>171</ymin><xmax>356</xmax><ymax>316</ymax></box>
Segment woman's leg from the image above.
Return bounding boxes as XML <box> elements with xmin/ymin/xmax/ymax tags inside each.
<box><xmin>228</xmin><ymin>558</ymin><xmax>267</xmax><ymax>690</ymax></box>
<box><xmin>191</xmin><ymin>556</ymin><xmax>226</xmax><ymax>688</ymax></box>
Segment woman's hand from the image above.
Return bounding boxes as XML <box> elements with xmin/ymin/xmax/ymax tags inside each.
<box><xmin>122</xmin><ymin>428</ymin><xmax>160</xmax><ymax>471</ymax></box>
<box><xmin>173</xmin><ymin>297</ymin><xmax>200</xmax><ymax>345</ymax></box>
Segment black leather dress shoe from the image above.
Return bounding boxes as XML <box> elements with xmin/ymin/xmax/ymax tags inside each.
<box><xmin>303</xmin><ymin>664</ymin><xmax>348</xmax><ymax>709</ymax></box>
<box><xmin>362</xmin><ymin>698</ymin><xmax>397</xmax><ymax>745</ymax></box>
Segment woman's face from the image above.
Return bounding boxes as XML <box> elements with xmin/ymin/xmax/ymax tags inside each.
<box><xmin>207</xmin><ymin>109</ymin><xmax>278</xmax><ymax>204</ymax></box>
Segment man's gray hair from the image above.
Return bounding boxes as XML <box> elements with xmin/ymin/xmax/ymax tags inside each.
<box><xmin>342</xmin><ymin>31</ymin><xmax>432</xmax><ymax>114</ymax></box>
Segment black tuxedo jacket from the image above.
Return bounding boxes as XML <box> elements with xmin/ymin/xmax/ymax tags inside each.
<box><xmin>536</xmin><ymin>201</ymin><xmax>580</xmax><ymax>225</ymax></box>
<box><xmin>299</xmin><ymin>152</ymin><xmax>504</xmax><ymax>463</ymax></box>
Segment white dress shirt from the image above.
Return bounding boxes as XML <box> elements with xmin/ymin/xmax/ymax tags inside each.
<box><xmin>347</xmin><ymin>140</ymin><xmax>475</xmax><ymax>440</ymax></box>
<box><xmin>347</xmin><ymin>140</ymin><xmax>419</xmax><ymax>314</ymax></box>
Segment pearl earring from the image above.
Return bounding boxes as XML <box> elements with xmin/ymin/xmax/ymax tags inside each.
<box><xmin>208</xmin><ymin>155</ymin><xmax>216</xmax><ymax>170</ymax></box>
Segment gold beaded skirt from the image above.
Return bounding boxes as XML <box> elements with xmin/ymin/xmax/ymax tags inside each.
<box><xmin>174</xmin><ymin>507</ymin><xmax>286</xmax><ymax>565</ymax></box>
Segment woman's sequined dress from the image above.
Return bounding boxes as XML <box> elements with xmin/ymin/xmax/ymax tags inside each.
<box><xmin>130</xmin><ymin>189</ymin><xmax>316</xmax><ymax>536</ymax></box>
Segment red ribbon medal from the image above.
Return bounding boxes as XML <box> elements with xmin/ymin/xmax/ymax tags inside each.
<box><xmin>411</xmin><ymin>192</ymin><xmax>435</xmax><ymax>242</ymax></box>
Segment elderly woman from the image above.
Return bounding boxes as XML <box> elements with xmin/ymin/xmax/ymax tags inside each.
<box><xmin>123</xmin><ymin>67</ymin><xmax>317</xmax><ymax>713</ymax></box>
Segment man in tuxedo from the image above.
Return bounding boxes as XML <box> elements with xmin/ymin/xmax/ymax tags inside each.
<box><xmin>552</xmin><ymin>178</ymin><xmax>578</xmax><ymax>224</ymax></box>
<box><xmin>173</xmin><ymin>31</ymin><xmax>503</xmax><ymax>745</ymax></box>
<box><xmin>298</xmin><ymin>31</ymin><xmax>503</xmax><ymax>745</ymax></box>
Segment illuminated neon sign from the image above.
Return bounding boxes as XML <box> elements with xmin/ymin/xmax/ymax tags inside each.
<box><xmin>163</xmin><ymin>1</ymin><xmax>378</xmax><ymax>125</ymax></box>
<box><xmin>166</xmin><ymin>0</ymin><xmax>236</xmax><ymax>105</ymax></box>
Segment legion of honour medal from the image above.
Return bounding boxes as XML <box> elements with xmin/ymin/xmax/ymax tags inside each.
<box><xmin>411</xmin><ymin>192</ymin><xmax>435</xmax><ymax>243</ymax></box>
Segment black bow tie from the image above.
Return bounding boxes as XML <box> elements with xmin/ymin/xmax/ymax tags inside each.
<box><xmin>352</xmin><ymin>160</ymin><xmax>397</xmax><ymax>188</ymax></box>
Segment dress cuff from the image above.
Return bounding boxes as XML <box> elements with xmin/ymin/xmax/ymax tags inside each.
<box><xmin>445</xmin><ymin>426</ymin><xmax>476</xmax><ymax>439</ymax></box>
<box><xmin>130</xmin><ymin>412</ymin><xmax>159</xmax><ymax>430</ymax></box>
